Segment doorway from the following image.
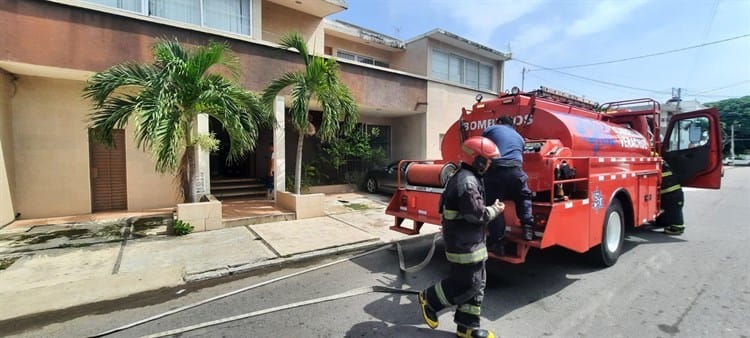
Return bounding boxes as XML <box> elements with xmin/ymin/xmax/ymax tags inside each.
<box><xmin>209</xmin><ymin>117</ymin><xmax>255</xmax><ymax>179</ymax></box>
<box><xmin>89</xmin><ymin>129</ymin><xmax>128</xmax><ymax>212</ymax></box>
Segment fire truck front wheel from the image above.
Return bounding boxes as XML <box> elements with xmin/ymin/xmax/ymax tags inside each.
<box><xmin>590</xmin><ymin>199</ymin><xmax>624</xmax><ymax>267</ymax></box>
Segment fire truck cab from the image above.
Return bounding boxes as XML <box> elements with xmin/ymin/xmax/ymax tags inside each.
<box><xmin>385</xmin><ymin>87</ymin><xmax>722</xmax><ymax>266</ymax></box>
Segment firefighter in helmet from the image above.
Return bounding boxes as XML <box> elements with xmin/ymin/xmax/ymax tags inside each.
<box><xmin>656</xmin><ymin>160</ymin><xmax>685</xmax><ymax>235</ymax></box>
<box><xmin>419</xmin><ymin>136</ymin><xmax>505</xmax><ymax>338</ymax></box>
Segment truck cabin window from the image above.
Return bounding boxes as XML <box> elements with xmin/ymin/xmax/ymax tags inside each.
<box><xmin>667</xmin><ymin>117</ymin><xmax>710</xmax><ymax>151</ymax></box>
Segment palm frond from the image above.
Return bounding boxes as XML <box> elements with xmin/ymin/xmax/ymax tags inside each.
<box><xmin>290</xmin><ymin>83</ymin><xmax>312</xmax><ymax>133</ymax></box>
<box><xmin>190</xmin><ymin>41</ymin><xmax>241</xmax><ymax>81</ymax></box>
<box><xmin>151</xmin><ymin>109</ymin><xmax>185</xmax><ymax>173</ymax></box>
<box><xmin>87</xmin><ymin>94</ymin><xmax>139</xmax><ymax>145</ymax></box>
<box><xmin>82</xmin><ymin>63</ymin><xmax>155</xmax><ymax>106</ymax></box>
<box><xmin>262</xmin><ymin>71</ymin><xmax>305</xmax><ymax>105</ymax></box>
<box><xmin>279</xmin><ymin>32</ymin><xmax>311</xmax><ymax>67</ymax></box>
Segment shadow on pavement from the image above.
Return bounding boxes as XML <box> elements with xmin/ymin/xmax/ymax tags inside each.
<box><xmin>346</xmin><ymin>225</ymin><xmax>686</xmax><ymax>332</ymax></box>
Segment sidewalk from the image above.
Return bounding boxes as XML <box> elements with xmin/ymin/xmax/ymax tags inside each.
<box><xmin>0</xmin><ymin>192</ymin><xmax>441</xmax><ymax>322</ymax></box>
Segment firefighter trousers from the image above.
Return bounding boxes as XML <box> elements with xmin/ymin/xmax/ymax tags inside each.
<box><xmin>656</xmin><ymin>188</ymin><xmax>684</xmax><ymax>227</ymax></box>
<box><xmin>485</xmin><ymin>165</ymin><xmax>534</xmax><ymax>243</ymax></box>
<box><xmin>422</xmin><ymin>260</ymin><xmax>486</xmax><ymax>328</ymax></box>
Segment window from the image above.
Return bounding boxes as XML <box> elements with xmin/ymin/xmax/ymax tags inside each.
<box><xmin>666</xmin><ymin>117</ymin><xmax>710</xmax><ymax>151</ymax></box>
<box><xmin>85</xmin><ymin>0</ymin><xmax>252</xmax><ymax>36</ymax></box>
<box><xmin>336</xmin><ymin>51</ymin><xmax>389</xmax><ymax>68</ymax></box>
<box><xmin>431</xmin><ymin>49</ymin><xmax>494</xmax><ymax>91</ymax></box>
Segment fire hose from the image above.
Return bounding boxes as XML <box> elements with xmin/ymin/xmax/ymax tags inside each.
<box><xmin>90</xmin><ymin>233</ymin><xmax>441</xmax><ymax>337</ymax></box>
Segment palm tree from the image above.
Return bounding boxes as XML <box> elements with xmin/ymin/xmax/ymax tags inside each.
<box><xmin>262</xmin><ymin>32</ymin><xmax>358</xmax><ymax>194</ymax></box>
<box><xmin>83</xmin><ymin>39</ymin><xmax>271</xmax><ymax>202</ymax></box>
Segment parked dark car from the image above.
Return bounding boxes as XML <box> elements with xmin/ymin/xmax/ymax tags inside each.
<box><xmin>364</xmin><ymin>160</ymin><xmax>408</xmax><ymax>194</ymax></box>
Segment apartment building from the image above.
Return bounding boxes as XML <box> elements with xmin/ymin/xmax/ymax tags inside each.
<box><xmin>0</xmin><ymin>0</ymin><xmax>509</xmax><ymax>224</ymax></box>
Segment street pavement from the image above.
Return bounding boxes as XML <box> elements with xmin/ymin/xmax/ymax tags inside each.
<box><xmin>0</xmin><ymin>192</ymin><xmax>441</xmax><ymax>323</ymax></box>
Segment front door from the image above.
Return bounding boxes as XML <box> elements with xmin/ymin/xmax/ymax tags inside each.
<box><xmin>661</xmin><ymin>108</ymin><xmax>723</xmax><ymax>189</ymax></box>
<box><xmin>89</xmin><ymin>129</ymin><xmax>128</xmax><ymax>212</ymax></box>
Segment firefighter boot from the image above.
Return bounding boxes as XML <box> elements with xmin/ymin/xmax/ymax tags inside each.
<box><xmin>522</xmin><ymin>223</ymin><xmax>534</xmax><ymax>241</ymax></box>
<box><xmin>664</xmin><ymin>225</ymin><xmax>684</xmax><ymax>235</ymax></box>
<box><xmin>418</xmin><ymin>291</ymin><xmax>439</xmax><ymax>329</ymax></box>
<box><xmin>457</xmin><ymin>325</ymin><xmax>496</xmax><ymax>338</ymax></box>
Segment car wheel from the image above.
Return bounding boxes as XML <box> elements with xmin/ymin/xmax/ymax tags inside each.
<box><xmin>589</xmin><ymin>199</ymin><xmax>624</xmax><ymax>267</ymax></box>
<box><xmin>366</xmin><ymin>177</ymin><xmax>378</xmax><ymax>193</ymax></box>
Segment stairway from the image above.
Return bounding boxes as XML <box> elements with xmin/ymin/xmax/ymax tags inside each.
<box><xmin>210</xmin><ymin>177</ymin><xmax>268</xmax><ymax>201</ymax></box>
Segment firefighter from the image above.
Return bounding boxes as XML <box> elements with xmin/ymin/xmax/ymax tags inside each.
<box><xmin>419</xmin><ymin>136</ymin><xmax>504</xmax><ymax>338</ymax></box>
<box><xmin>656</xmin><ymin>161</ymin><xmax>685</xmax><ymax>235</ymax></box>
<box><xmin>482</xmin><ymin>116</ymin><xmax>535</xmax><ymax>247</ymax></box>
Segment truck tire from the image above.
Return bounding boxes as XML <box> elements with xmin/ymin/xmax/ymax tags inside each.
<box><xmin>590</xmin><ymin>199</ymin><xmax>624</xmax><ymax>267</ymax></box>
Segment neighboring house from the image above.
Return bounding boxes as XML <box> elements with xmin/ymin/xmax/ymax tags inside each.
<box><xmin>0</xmin><ymin>0</ymin><xmax>508</xmax><ymax>224</ymax></box>
<box><xmin>660</xmin><ymin>98</ymin><xmax>707</xmax><ymax>139</ymax></box>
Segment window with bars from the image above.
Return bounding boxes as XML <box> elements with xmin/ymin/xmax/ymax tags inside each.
<box><xmin>431</xmin><ymin>49</ymin><xmax>494</xmax><ymax>91</ymax></box>
<box><xmin>84</xmin><ymin>0</ymin><xmax>252</xmax><ymax>36</ymax></box>
<box><xmin>336</xmin><ymin>51</ymin><xmax>390</xmax><ymax>68</ymax></box>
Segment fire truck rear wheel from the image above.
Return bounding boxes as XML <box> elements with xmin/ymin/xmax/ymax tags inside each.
<box><xmin>366</xmin><ymin>178</ymin><xmax>379</xmax><ymax>193</ymax></box>
<box><xmin>591</xmin><ymin>199</ymin><xmax>624</xmax><ymax>267</ymax></box>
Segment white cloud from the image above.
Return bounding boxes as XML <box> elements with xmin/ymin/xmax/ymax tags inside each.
<box><xmin>510</xmin><ymin>24</ymin><xmax>557</xmax><ymax>52</ymax></box>
<box><xmin>430</xmin><ymin>0</ymin><xmax>545</xmax><ymax>44</ymax></box>
<box><xmin>565</xmin><ymin>0</ymin><xmax>650</xmax><ymax>38</ymax></box>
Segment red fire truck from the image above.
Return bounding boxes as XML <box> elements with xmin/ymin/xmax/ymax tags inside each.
<box><xmin>385</xmin><ymin>87</ymin><xmax>723</xmax><ymax>266</ymax></box>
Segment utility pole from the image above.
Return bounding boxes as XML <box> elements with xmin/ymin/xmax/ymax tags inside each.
<box><xmin>521</xmin><ymin>67</ymin><xmax>527</xmax><ymax>91</ymax></box>
<box><xmin>731</xmin><ymin>123</ymin><xmax>737</xmax><ymax>159</ymax></box>
<box><xmin>671</xmin><ymin>87</ymin><xmax>682</xmax><ymax>113</ymax></box>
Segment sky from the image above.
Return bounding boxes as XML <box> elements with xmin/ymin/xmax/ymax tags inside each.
<box><xmin>330</xmin><ymin>0</ymin><xmax>750</xmax><ymax>104</ymax></box>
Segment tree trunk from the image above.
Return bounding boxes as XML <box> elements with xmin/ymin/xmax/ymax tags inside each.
<box><xmin>181</xmin><ymin>145</ymin><xmax>198</xmax><ymax>203</ymax></box>
<box><xmin>294</xmin><ymin>132</ymin><xmax>304</xmax><ymax>194</ymax></box>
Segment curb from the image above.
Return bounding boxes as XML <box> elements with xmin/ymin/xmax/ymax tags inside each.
<box><xmin>0</xmin><ymin>230</ymin><xmax>440</xmax><ymax>331</ymax></box>
<box><xmin>185</xmin><ymin>238</ymin><xmax>387</xmax><ymax>282</ymax></box>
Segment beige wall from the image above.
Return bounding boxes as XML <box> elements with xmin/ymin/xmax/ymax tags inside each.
<box><xmin>392</xmin><ymin>114</ymin><xmax>426</xmax><ymax>161</ymax></box>
<box><xmin>11</xmin><ymin>76</ymin><xmax>179</xmax><ymax>219</ymax></box>
<box><xmin>12</xmin><ymin>76</ymin><xmax>91</xmax><ymax>218</ymax></box>
<box><xmin>324</xmin><ymin>35</ymin><xmax>393</xmax><ymax>63</ymax></box>
<box><xmin>262</xmin><ymin>1</ymin><xmax>326</xmax><ymax>54</ymax></box>
<box><xmin>0</xmin><ymin>71</ymin><xmax>14</xmax><ymax>225</ymax></box>
<box><xmin>425</xmin><ymin>82</ymin><xmax>479</xmax><ymax>159</ymax></box>
<box><xmin>394</xmin><ymin>38</ymin><xmax>428</xmax><ymax>76</ymax></box>
<box><xmin>124</xmin><ymin>121</ymin><xmax>182</xmax><ymax>211</ymax></box>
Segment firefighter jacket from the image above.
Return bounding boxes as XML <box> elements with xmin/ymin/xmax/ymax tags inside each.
<box><xmin>440</xmin><ymin>166</ymin><xmax>501</xmax><ymax>264</ymax></box>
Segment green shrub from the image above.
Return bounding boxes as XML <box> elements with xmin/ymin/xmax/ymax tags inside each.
<box><xmin>172</xmin><ymin>219</ymin><xmax>194</xmax><ymax>236</ymax></box>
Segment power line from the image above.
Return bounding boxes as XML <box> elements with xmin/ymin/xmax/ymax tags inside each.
<box><xmin>686</xmin><ymin>0</ymin><xmax>720</xmax><ymax>86</ymax></box>
<box><xmin>527</xmin><ymin>32</ymin><xmax>750</xmax><ymax>71</ymax></box>
<box><xmin>693</xmin><ymin>80</ymin><xmax>750</xmax><ymax>94</ymax></box>
<box><xmin>512</xmin><ymin>58</ymin><xmax>672</xmax><ymax>95</ymax></box>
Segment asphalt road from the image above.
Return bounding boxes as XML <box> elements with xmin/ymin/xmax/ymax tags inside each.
<box><xmin>10</xmin><ymin>167</ymin><xmax>750</xmax><ymax>338</ymax></box>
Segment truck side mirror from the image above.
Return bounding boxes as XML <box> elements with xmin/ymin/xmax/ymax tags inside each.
<box><xmin>688</xmin><ymin>122</ymin><xmax>702</xmax><ymax>144</ymax></box>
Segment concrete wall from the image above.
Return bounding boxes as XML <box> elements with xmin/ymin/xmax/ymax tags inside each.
<box><xmin>394</xmin><ymin>38</ymin><xmax>428</xmax><ymax>76</ymax></box>
<box><xmin>10</xmin><ymin>76</ymin><xmax>179</xmax><ymax>219</ymax></box>
<box><xmin>262</xmin><ymin>1</ymin><xmax>326</xmax><ymax>54</ymax></box>
<box><xmin>0</xmin><ymin>1</ymin><xmax>427</xmax><ymax>115</ymax></box>
<box><xmin>425</xmin><ymin>82</ymin><xmax>479</xmax><ymax>160</ymax></box>
<box><xmin>392</xmin><ymin>113</ymin><xmax>426</xmax><ymax>161</ymax></box>
<box><xmin>11</xmin><ymin>76</ymin><xmax>91</xmax><ymax>218</ymax></box>
<box><xmin>0</xmin><ymin>71</ymin><xmax>14</xmax><ymax>225</ymax></box>
<box><xmin>124</xmin><ymin>120</ymin><xmax>182</xmax><ymax>212</ymax></box>
<box><xmin>324</xmin><ymin>35</ymin><xmax>393</xmax><ymax>62</ymax></box>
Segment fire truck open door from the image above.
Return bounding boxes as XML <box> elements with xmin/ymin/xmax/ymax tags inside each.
<box><xmin>661</xmin><ymin>107</ymin><xmax>722</xmax><ymax>189</ymax></box>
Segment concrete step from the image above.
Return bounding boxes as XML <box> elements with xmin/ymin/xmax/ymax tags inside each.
<box><xmin>213</xmin><ymin>190</ymin><xmax>267</xmax><ymax>199</ymax></box>
<box><xmin>211</xmin><ymin>178</ymin><xmax>260</xmax><ymax>184</ymax></box>
<box><xmin>211</xmin><ymin>183</ymin><xmax>265</xmax><ymax>190</ymax></box>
